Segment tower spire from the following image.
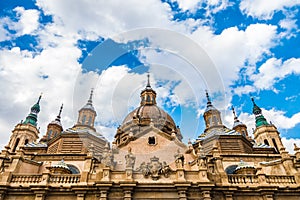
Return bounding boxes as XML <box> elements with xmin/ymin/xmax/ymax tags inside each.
<box><xmin>23</xmin><ymin>94</ymin><xmax>42</xmax><ymax>126</ymax></box>
<box><xmin>87</xmin><ymin>88</ymin><xmax>94</xmax><ymax>105</ymax></box>
<box><xmin>205</xmin><ymin>90</ymin><xmax>212</xmax><ymax>107</ymax></box>
<box><xmin>55</xmin><ymin>104</ymin><xmax>63</xmax><ymax>122</ymax></box>
<box><xmin>146</xmin><ymin>72</ymin><xmax>151</xmax><ymax>89</ymax></box>
<box><xmin>251</xmin><ymin>97</ymin><xmax>269</xmax><ymax>127</ymax></box>
<box><xmin>37</xmin><ymin>93</ymin><xmax>42</xmax><ymax>104</ymax></box>
<box><xmin>232</xmin><ymin>106</ymin><xmax>239</xmax><ymax>122</ymax></box>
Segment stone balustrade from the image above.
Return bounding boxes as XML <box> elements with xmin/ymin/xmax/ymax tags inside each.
<box><xmin>228</xmin><ymin>174</ymin><xmax>258</xmax><ymax>184</ymax></box>
<box><xmin>10</xmin><ymin>174</ymin><xmax>81</xmax><ymax>185</ymax></box>
<box><xmin>266</xmin><ymin>175</ymin><xmax>296</xmax><ymax>184</ymax></box>
<box><xmin>10</xmin><ymin>174</ymin><xmax>42</xmax><ymax>184</ymax></box>
<box><xmin>49</xmin><ymin>174</ymin><xmax>81</xmax><ymax>184</ymax></box>
<box><xmin>228</xmin><ymin>174</ymin><xmax>297</xmax><ymax>185</ymax></box>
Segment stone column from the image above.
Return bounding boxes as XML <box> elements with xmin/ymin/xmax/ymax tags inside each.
<box><xmin>224</xmin><ymin>192</ymin><xmax>233</xmax><ymax>200</ymax></box>
<box><xmin>0</xmin><ymin>191</ymin><xmax>6</xmax><ymax>200</ymax></box>
<box><xmin>35</xmin><ymin>193</ymin><xmax>46</xmax><ymax>200</ymax></box>
<box><xmin>77</xmin><ymin>193</ymin><xmax>85</xmax><ymax>200</ymax></box>
<box><xmin>202</xmin><ymin>191</ymin><xmax>211</xmax><ymax>200</ymax></box>
<box><xmin>120</xmin><ymin>182</ymin><xmax>136</xmax><ymax>200</ymax></box>
<box><xmin>99</xmin><ymin>190</ymin><xmax>108</xmax><ymax>200</ymax></box>
<box><xmin>178</xmin><ymin>190</ymin><xmax>187</xmax><ymax>200</ymax></box>
<box><xmin>175</xmin><ymin>183</ymin><xmax>190</xmax><ymax>200</ymax></box>
<box><xmin>262</xmin><ymin>192</ymin><xmax>273</xmax><ymax>200</ymax></box>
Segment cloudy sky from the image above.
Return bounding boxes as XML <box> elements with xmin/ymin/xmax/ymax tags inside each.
<box><xmin>1</xmin><ymin>0</ymin><xmax>300</xmax><ymax>153</ymax></box>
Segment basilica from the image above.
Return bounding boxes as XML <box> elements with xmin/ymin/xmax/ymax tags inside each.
<box><xmin>1</xmin><ymin>75</ymin><xmax>300</xmax><ymax>200</ymax></box>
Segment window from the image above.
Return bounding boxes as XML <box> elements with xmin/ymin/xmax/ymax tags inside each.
<box><xmin>88</xmin><ymin>116</ymin><xmax>92</xmax><ymax>126</ymax></box>
<box><xmin>242</xmin><ymin>130</ymin><xmax>246</xmax><ymax>137</ymax></box>
<box><xmin>67</xmin><ymin>164</ymin><xmax>80</xmax><ymax>174</ymax></box>
<box><xmin>24</xmin><ymin>139</ymin><xmax>29</xmax><ymax>145</ymax></box>
<box><xmin>264</xmin><ymin>139</ymin><xmax>269</xmax><ymax>146</ymax></box>
<box><xmin>213</xmin><ymin>116</ymin><xmax>218</xmax><ymax>125</ymax></box>
<box><xmin>81</xmin><ymin>115</ymin><xmax>86</xmax><ymax>124</ymax></box>
<box><xmin>48</xmin><ymin>130</ymin><xmax>53</xmax><ymax>139</ymax></box>
<box><xmin>272</xmin><ymin>138</ymin><xmax>279</xmax><ymax>152</ymax></box>
<box><xmin>148</xmin><ymin>136</ymin><xmax>156</xmax><ymax>145</ymax></box>
<box><xmin>225</xmin><ymin>165</ymin><xmax>238</xmax><ymax>174</ymax></box>
<box><xmin>12</xmin><ymin>138</ymin><xmax>20</xmax><ymax>152</ymax></box>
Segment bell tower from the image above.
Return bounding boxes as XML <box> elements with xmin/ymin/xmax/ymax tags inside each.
<box><xmin>6</xmin><ymin>95</ymin><xmax>41</xmax><ymax>152</ymax></box>
<box><xmin>74</xmin><ymin>89</ymin><xmax>97</xmax><ymax>131</ymax></box>
<box><xmin>203</xmin><ymin>91</ymin><xmax>225</xmax><ymax>133</ymax></box>
<box><xmin>41</xmin><ymin>104</ymin><xmax>64</xmax><ymax>143</ymax></box>
<box><xmin>252</xmin><ymin>98</ymin><xmax>284</xmax><ymax>152</ymax></box>
<box><xmin>231</xmin><ymin>106</ymin><xmax>248</xmax><ymax>137</ymax></box>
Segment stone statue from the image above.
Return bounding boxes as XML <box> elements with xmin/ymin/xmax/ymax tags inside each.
<box><xmin>174</xmin><ymin>149</ymin><xmax>184</xmax><ymax>168</ymax></box>
<box><xmin>102</xmin><ymin>149</ymin><xmax>114</xmax><ymax>167</ymax></box>
<box><xmin>125</xmin><ymin>147</ymin><xmax>136</xmax><ymax>168</ymax></box>
<box><xmin>161</xmin><ymin>161</ymin><xmax>171</xmax><ymax>177</ymax></box>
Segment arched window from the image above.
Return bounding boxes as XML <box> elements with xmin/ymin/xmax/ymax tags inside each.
<box><xmin>67</xmin><ymin>164</ymin><xmax>80</xmax><ymax>174</ymax></box>
<box><xmin>208</xmin><ymin>116</ymin><xmax>212</xmax><ymax>126</ymax></box>
<box><xmin>264</xmin><ymin>139</ymin><xmax>269</xmax><ymax>146</ymax></box>
<box><xmin>241</xmin><ymin>130</ymin><xmax>246</xmax><ymax>137</ymax></box>
<box><xmin>81</xmin><ymin>115</ymin><xmax>86</xmax><ymax>124</ymax></box>
<box><xmin>213</xmin><ymin>116</ymin><xmax>218</xmax><ymax>125</ymax></box>
<box><xmin>88</xmin><ymin>116</ymin><xmax>92</xmax><ymax>126</ymax></box>
<box><xmin>48</xmin><ymin>130</ymin><xmax>53</xmax><ymax>139</ymax></box>
<box><xmin>225</xmin><ymin>165</ymin><xmax>238</xmax><ymax>174</ymax></box>
<box><xmin>272</xmin><ymin>138</ymin><xmax>279</xmax><ymax>152</ymax></box>
<box><xmin>24</xmin><ymin>139</ymin><xmax>29</xmax><ymax>145</ymax></box>
<box><xmin>146</xmin><ymin>95</ymin><xmax>151</xmax><ymax>103</ymax></box>
<box><xmin>12</xmin><ymin>138</ymin><xmax>20</xmax><ymax>152</ymax></box>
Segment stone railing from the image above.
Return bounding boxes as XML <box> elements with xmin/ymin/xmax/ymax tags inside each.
<box><xmin>228</xmin><ymin>174</ymin><xmax>297</xmax><ymax>185</ymax></box>
<box><xmin>228</xmin><ymin>174</ymin><xmax>258</xmax><ymax>184</ymax></box>
<box><xmin>266</xmin><ymin>175</ymin><xmax>296</xmax><ymax>184</ymax></box>
<box><xmin>10</xmin><ymin>174</ymin><xmax>81</xmax><ymax>185</ymax></box>
<box><xmin>10</xmin><ymin>174</ymin><xmax>42</xmax><ymax>184</ymax></box>
<box><xmin>49</xmin><ymin>174</ymin><xmax>81</xmax><ymax>184</ymax></box>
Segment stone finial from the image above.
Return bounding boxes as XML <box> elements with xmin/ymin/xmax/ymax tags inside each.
<box><xmin>294</xmin><ymin>143</ymin><xmax>300</xmax><ymax>152</ymax></box>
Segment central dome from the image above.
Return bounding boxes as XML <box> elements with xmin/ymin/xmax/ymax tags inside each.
<box><xmin>114</xmin><ymin>74</ymin><xmax>182</xmax><ymax>147</ymax></box>
<box><xmin>122</xmin><ymin>104</ymin><xmax>177</xmax><ymax>131</ymax></box>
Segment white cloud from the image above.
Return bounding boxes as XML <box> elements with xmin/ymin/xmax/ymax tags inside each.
<box><xmin>279</xmin><ymin>18</ymin><xmax>298</xmax><ymax>38</ymax></box>
<box><xmin>282</xmin><ymin>137</ymin><xmax>300</xmax><ymax>154</ymax></box>
<box><xmin>190</xmin><ymin>23</ymin><xmax>277</xmax><ymax>92</ymax></box>
<box><xmin>0</xmin><ymin>7</ymin><xmax>40</xmax><ymax>39</ymax></box>
<box><xmin>262</xmin><ymin>108</ymin><xmax>300</xmax><ymax>130</ymax></box>
<box><xmin>174</xmin><ymin>0</ymin><xmax>231</xmax><ymax>14</ymax></box>
<box><xmin>13</xmin><ymin>7</ymin><xmax>40</xmax><ymax>35</ymax></box>
<box><xmin>240</xmin><ymin>0</ymin><xmax>300</xmax><ymax>20</ymax></box>
<box><xmin>251</xmin><ymin>58</ymin><xmax>300</xmax><ymax>91</ymax></box>
<box><xmin>36</xmin><ymin>0</ymin><xmax>173</xmax><ymax>39</ymax></box>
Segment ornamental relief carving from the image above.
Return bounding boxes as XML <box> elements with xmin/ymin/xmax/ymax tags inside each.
<box><xmin>137</xmin><ymin>156</ymin><xmax>171</xmax><ymax>180</ymax></box>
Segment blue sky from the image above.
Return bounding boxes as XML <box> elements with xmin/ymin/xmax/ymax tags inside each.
<box><xmin>0</xmin><ymin>0</ymin><xmax>300</xmax><ymax>153</ymax></box>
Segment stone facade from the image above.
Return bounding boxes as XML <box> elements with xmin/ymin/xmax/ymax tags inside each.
<box><xmin>1</xmin><ymin>78</ymin><xmax>300</xmax><ymax>200</ymax></box>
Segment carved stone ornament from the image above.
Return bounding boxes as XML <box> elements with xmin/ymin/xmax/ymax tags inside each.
<box><xmin>137</xmin><ymin>156</ymin><xmax>171</xmax><ymax>180</ymax></box>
